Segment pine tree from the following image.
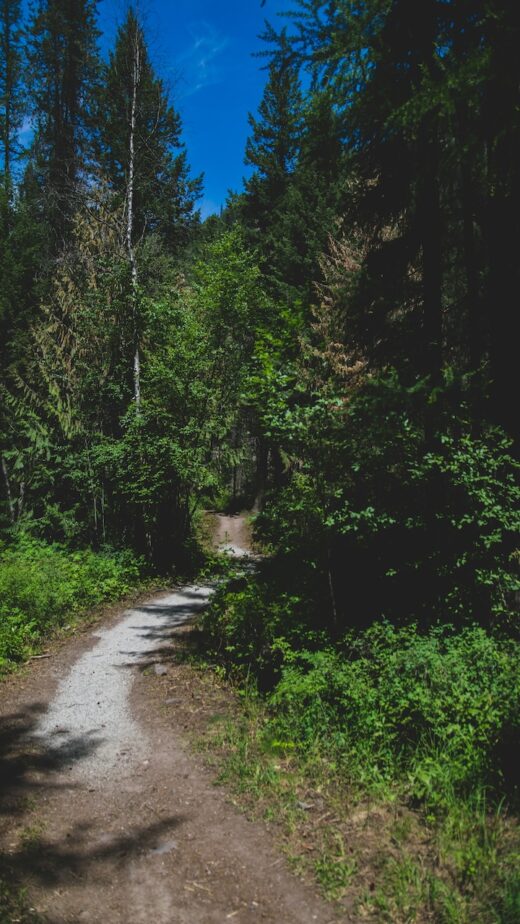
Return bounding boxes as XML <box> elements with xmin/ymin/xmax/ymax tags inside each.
<box><xmin>96</xmin><ymin>7</ymin><xmax>201</xmax><ymax>253</ymax></box>
<box><xmin>96</xmin><ymin>7</ymin><xmax>201</xmax><ymax>408</ymax></box>
<box><xmin>0</xmin><ymin>0</ymin><xmax>33</xmax><ymax>448</ymax></box>
<box><xmin>243</xmin><ymin>28</ymin><xmax>303</xmax><ymax>296</ymax></box>
<box><xmin>481</xmin><ymin>0</ymin><xmax>520</xmax><ymax>444</ymax></box>
<box><xmin>286</xmin><ymin>88</ymin><xmax>348</xmax><ymax>297</ymax></box>
<box><xmin>0</xmin><ymin>0</ymin><xmax>25</xmax><ymax>195</ymax></box>
<box><xmin>245</xmin><ymin>29</ymin><xmax>302</xmax><ymax>208</ymax></box>
<box><xmin>291</xmin><ymin>0</ymin><xmax>520</xmax><ymax>447</ymax></box>
<box><xmin>27</xmin><ymin>0</ymin><xmax>100</xmax><ymax>247</ymax></box>
<box><xmin>0</xmin><ymin>0</ymin><xmax>26</xmax><ymax>365</ymax></box>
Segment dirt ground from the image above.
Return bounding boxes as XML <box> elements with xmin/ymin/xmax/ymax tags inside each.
<box><xmin>0</xmin><ymin>518</ymin><xmax>348</xmax><ymax>924</ymax></box>
<box><xmin>211</xmin><ymin>513</ymin><xmax>254</xmax><ymax>558</ymax></box>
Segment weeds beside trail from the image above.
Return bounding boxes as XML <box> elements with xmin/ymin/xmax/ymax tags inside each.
<box><xmin>0</xmin><ymin>539</ymin><xmax>143</xmax><ymax>674</ymax></box>
<box><xmin>0</xmin><ymin>876</ymin><xmax>41</xmax><ymax>924</ymax></box>
<box><xmin>195</xmin><ymin>561</ymin><xmax>520</xmax><ymax>924</ymax></box>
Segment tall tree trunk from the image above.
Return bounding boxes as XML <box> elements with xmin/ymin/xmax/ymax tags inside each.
<box><xmin>1</xmin><ymin>455</ymin><xmax>15</xmax><ymax>524</ymax></box>
<box><xmin>420</xmin><ymin>120</ymin><xmax>443</xmax><ymax>389</ymax></box>
<box><xmin>456</xmin><ymin>103</ymin><xmax>484</xmax><ymax>432</ymax></box>
<box><xmin>484</xmin><ymin>12</ymin><xmax>520</xmax><ymax>451</ymax></box>
<box><xmin>127</xmin><ymin>25</ymin><xmax>141</xmax><ymax>410</ymax></box>
<box><xmin>457</xmin><ymin>114</ymin><xmax>481</xmax><ymax>374</ymax></box>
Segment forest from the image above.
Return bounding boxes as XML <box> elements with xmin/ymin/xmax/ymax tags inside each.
<box><xmin>0</xmin><ymin>1</ymin><xmax>519</xmax><ymax>922</ymax></box>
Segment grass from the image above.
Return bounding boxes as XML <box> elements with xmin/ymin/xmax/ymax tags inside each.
<box><xmin>0</xmin><ymin>822</ymin><xmax>45</xmax><ymax>924</ymax></box>
<box><xmin>18</xmin><ymin>823</ymin><xmax>47</xmax><ymax>854</ymax></box>
<box><xmin>0</xmin><ymin>539</ymin><xmax>150</xmax><ymax>924</ymax></box>
<box><xmin>195</xmin><ymin>698</ymin><xmax>367</xmax><ymax>901</ymax></box>
<box><xmin>0</xmin><ymin>877</ymin><xmax>41</xmax><ymax>924</ymax></box>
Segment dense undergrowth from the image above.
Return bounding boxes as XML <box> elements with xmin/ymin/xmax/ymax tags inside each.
<box><xmin>0</xmin><ymin>538</ymin><xmax>143</xmax><ymax>674</ymax></box>
<box><xmin>200</xmin><ymin>562</ymin><xmax>520</xmax><ymax>922</ymax></box>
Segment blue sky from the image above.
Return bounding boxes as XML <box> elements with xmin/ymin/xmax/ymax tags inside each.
<box><xmin>98</xmin><ymin>0</ymin><xmax>291</xmax><ymax>218</ymax></box>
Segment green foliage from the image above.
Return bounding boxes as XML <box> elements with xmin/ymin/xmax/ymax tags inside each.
<box><xmin>80</xmin><ymin>228</ymin><xmax>268</xmax><ymax>564</ymax></box>
<box><xmin>202</xmin><ymin>569</ymin><xmax>318</xmax><ymax>688</ymax></box>
<box><xmin>257</xmin><ymin>374</ymin><xmax>520</xmax><ymax>628</ymax></box>
<box><xmin>0</xmin><ymin>538</ymin><xmax>142</xmax><ymax>672</ymax></box>
<box><xmin>268</xmin><ymin>624</ymin><xmax>519</xmax><ymax>805</ymax></box>
<box><xmin>27</xmin><ymin>0</ymin><xmax>100</xmax><ymax>243</ymax></box>
<box><xmin>0</xmin><ymin>875</ymin><xmax>40</xmax><ymax>924</ymax></box>
<box><xmin>0</xmin><ymin>0</ymin><xmax>25</xmax><ymax>187</ymax></box>
<box><xmin>199</xmin><ymin>588</ymin><xmax>520</xmax><ymax>922</ymax></box>
<box><xmin>96</xmin><ymin>7</ymin><xmax>201</xmax><ymax>250</ymax></box>
<box><xmin>204</xmin><ymin>564</ymin><xmax>519</xmax><ymax>805</ymax></box>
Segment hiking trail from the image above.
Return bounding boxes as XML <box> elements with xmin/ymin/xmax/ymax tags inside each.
<box><xmin>0</xmin><ymin>515</ymin><xmax>344</xmax><ymax>923</ymax></box>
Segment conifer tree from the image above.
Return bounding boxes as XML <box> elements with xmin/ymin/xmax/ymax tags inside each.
<box><xmin>96</xmin><ymin>7</ymin><xmax>201</xmax><ymax>408</ymax></box>
<box><xmin>245</xmin><ymin>29</ymin><xmax>301</xmax><ymax>209</ymax></box>
<box><xmin>284</xmin><ymin>88</ymin><xmax>347</xmax><ymax>298</ymax></box>
<box><xmin>243</xmin><ymin>28</ymin><xmax>303</xmax><ymax>297</ymax></box>
<box><xmin>96</xmin><ymin>7</ymin><xmax>201</xmax><ymax>252</ymax></box>
<box><xmin>0</xmin><ymin>0</ymin><xmax>31</xmax><ymax>431</ymax></box>
<box><xmin>27</xmin><ymin>0</ymin><xmax>100</xmax><ymax>246</ymax></box>
<box><xmin>0</xmin><ymin>0</ymin><xmax>25</xmax><ymax>195</ymax></box>
<box><xmin>0</xmin><ymin>0</ymin><xmax>26</xmax><ymax>360</ymax></box>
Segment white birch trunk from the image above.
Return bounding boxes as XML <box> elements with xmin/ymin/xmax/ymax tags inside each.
<box><xmin>127</xmin><ymin>26</ymin><xmax>141</xmax><ymax>410</ymax></box>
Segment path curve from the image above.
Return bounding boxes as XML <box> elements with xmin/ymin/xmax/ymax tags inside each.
<box><xmin>0</xmin><ymin>538</ymin><xmax>346</xmax><ymax>923</ymax></box>
<box><xmin>33</xmin><ymin>585</ymin><xmax>212</xmax><ymax>784</ymax></box>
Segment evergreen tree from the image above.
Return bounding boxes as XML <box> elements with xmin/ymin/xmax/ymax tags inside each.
<box><xmin>27</xmin><ymin>0</ymin><xmax>100</xmax><ymax>247</ymax></box>
<box><xmin>0</xmin><ymin>0</ymin><xmax>25</xmax><ymax>194</ymax></box>
<box><xmin>96</xmin><ymin>7</ymin><xmax>201</xmax><ymax>409</ymax></box>
<box><xmin>245</xmin><ymin>29</ymin><xmax>301</xmax><ymax>208</ymax></box>
<box><xmin>96</xmin><ymin>7</ymin><xmax>202</xmax><ymax>252</ymax></box>
<box><xmin>243</xmin><ymin>28</ymin><xmax>303</xmax><ymax>297</ymax></box>
<box><xmin>0</xmin><ymin>0</ymin><xmax>26</xmax><ymax>365</ymax></box>
<box><xmin>282</xmin><ymin>88</ymin><xmax>348</xmax><ymax>298</ymax></box>
<box><xmin>289</xmin><ymin>0</ymin><xmax>520</xmax><ymax>449</ymax></box>
<box><xmin>481</xmin><ymin>0</ymin><xmax>520</xmax><ymax>444</ymax></box>
<box><xmin>0</xmin><ymin>0</ymin><xmax>33</xmax><ymax>510</ymax></box>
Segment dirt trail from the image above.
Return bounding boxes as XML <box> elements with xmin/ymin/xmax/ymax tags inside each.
<box><xmin>0</xmin><ymin>517</ymin><xmax>345</xmax><ymax>924</ymax></box>
<box><xmin>213</xmin><ymin>513</ymin><xmax>254</xmax><ymax>558</ymax></box>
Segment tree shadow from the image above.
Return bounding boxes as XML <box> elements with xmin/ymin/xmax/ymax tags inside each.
<box><xmin>0</xmin><ymin>705</ymin><xmax>185</xmax><ymax>921</ymax></box>
<box><xmin>115</xmin><ymin>596</ymin><xmax>212</xmax><ymax>665</ymax></box>
<box><xmin>0</xmin><ymin>704</ymin><xmax>101</xmax><ymax>819</ymax></box>
<box><xmin>2</xmin><ymin>814</ymin><xmax>184</xmax><ymax>886</ymax></box>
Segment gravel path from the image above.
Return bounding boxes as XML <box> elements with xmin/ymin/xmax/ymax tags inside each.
<box><xmin>33</xmin><ymin>586</ymin><xmax>213</xmax><ymax>784</ymax></box>
<box><xmin>0</xmin><ymin>518</ymin><xmax>346</xmax><ymax>923</ymax></box>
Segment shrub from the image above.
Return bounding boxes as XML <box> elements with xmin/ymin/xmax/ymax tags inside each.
<box><xmin>257</xmin><ymin>375</ymin><xmax>520</xmax><ymax>630</ymax></box>
<box><xmin>268</xmin><ymin>623</ymin><xmax>520</xmax><ymax>805</ymax></box>
<box><xmin>202</xmin><ymin>565</ymin><xmax>327</xmax><ymax>689</ymax></box>
<box><xmin>0</xmin><ymin>538</ymin><xmax>142</xmax><ymax>672</ymax></box>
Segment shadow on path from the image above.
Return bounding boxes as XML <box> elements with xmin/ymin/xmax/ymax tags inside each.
<box><xmin>0</xmin><ymin>704</ymin><xmax>100</xmax><ymax>817</ymax></box>
<box><xmin>0</xmin><ymin>705</ymin><xmax>183</xmax><ymax>922</ymax></box>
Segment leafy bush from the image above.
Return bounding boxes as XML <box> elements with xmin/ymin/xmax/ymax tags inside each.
<box><xmin>268</xmin><ymin>623</ymin><xmax>520</xmax><ymax>805</ymax></box>
<box><xmin>0</xmin><ymin>539</ymin><xmax>142</xmax><ymax>671</ymax></box>
<box><xmin>204</xmin><ymin>567</ymin><xmax>519</xmax><ymax>806</ymax></box>
<box><xmin>257</xmin><ymin>374</ymin><xmax>520</xmax><ymax>630</ymax></box>
<box><xmin>202</xmin><ymin>566</ymin><xmax>326</xmax><ymax>689</ymax></box>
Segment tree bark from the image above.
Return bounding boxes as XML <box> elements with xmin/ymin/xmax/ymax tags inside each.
<box><xmin>420</xmin><ymin>119</ymin><xmax>443</xmax><ymax>389</ymax></box>
<box><xmin>1</xmin><ymin>455</ymin><xmax>15</xmax><ymax>524</ymax></box>
<box><xmin>127</xmin><ymin>25</ymin><xmax>141</xmax><ymax>411</ymax></box>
